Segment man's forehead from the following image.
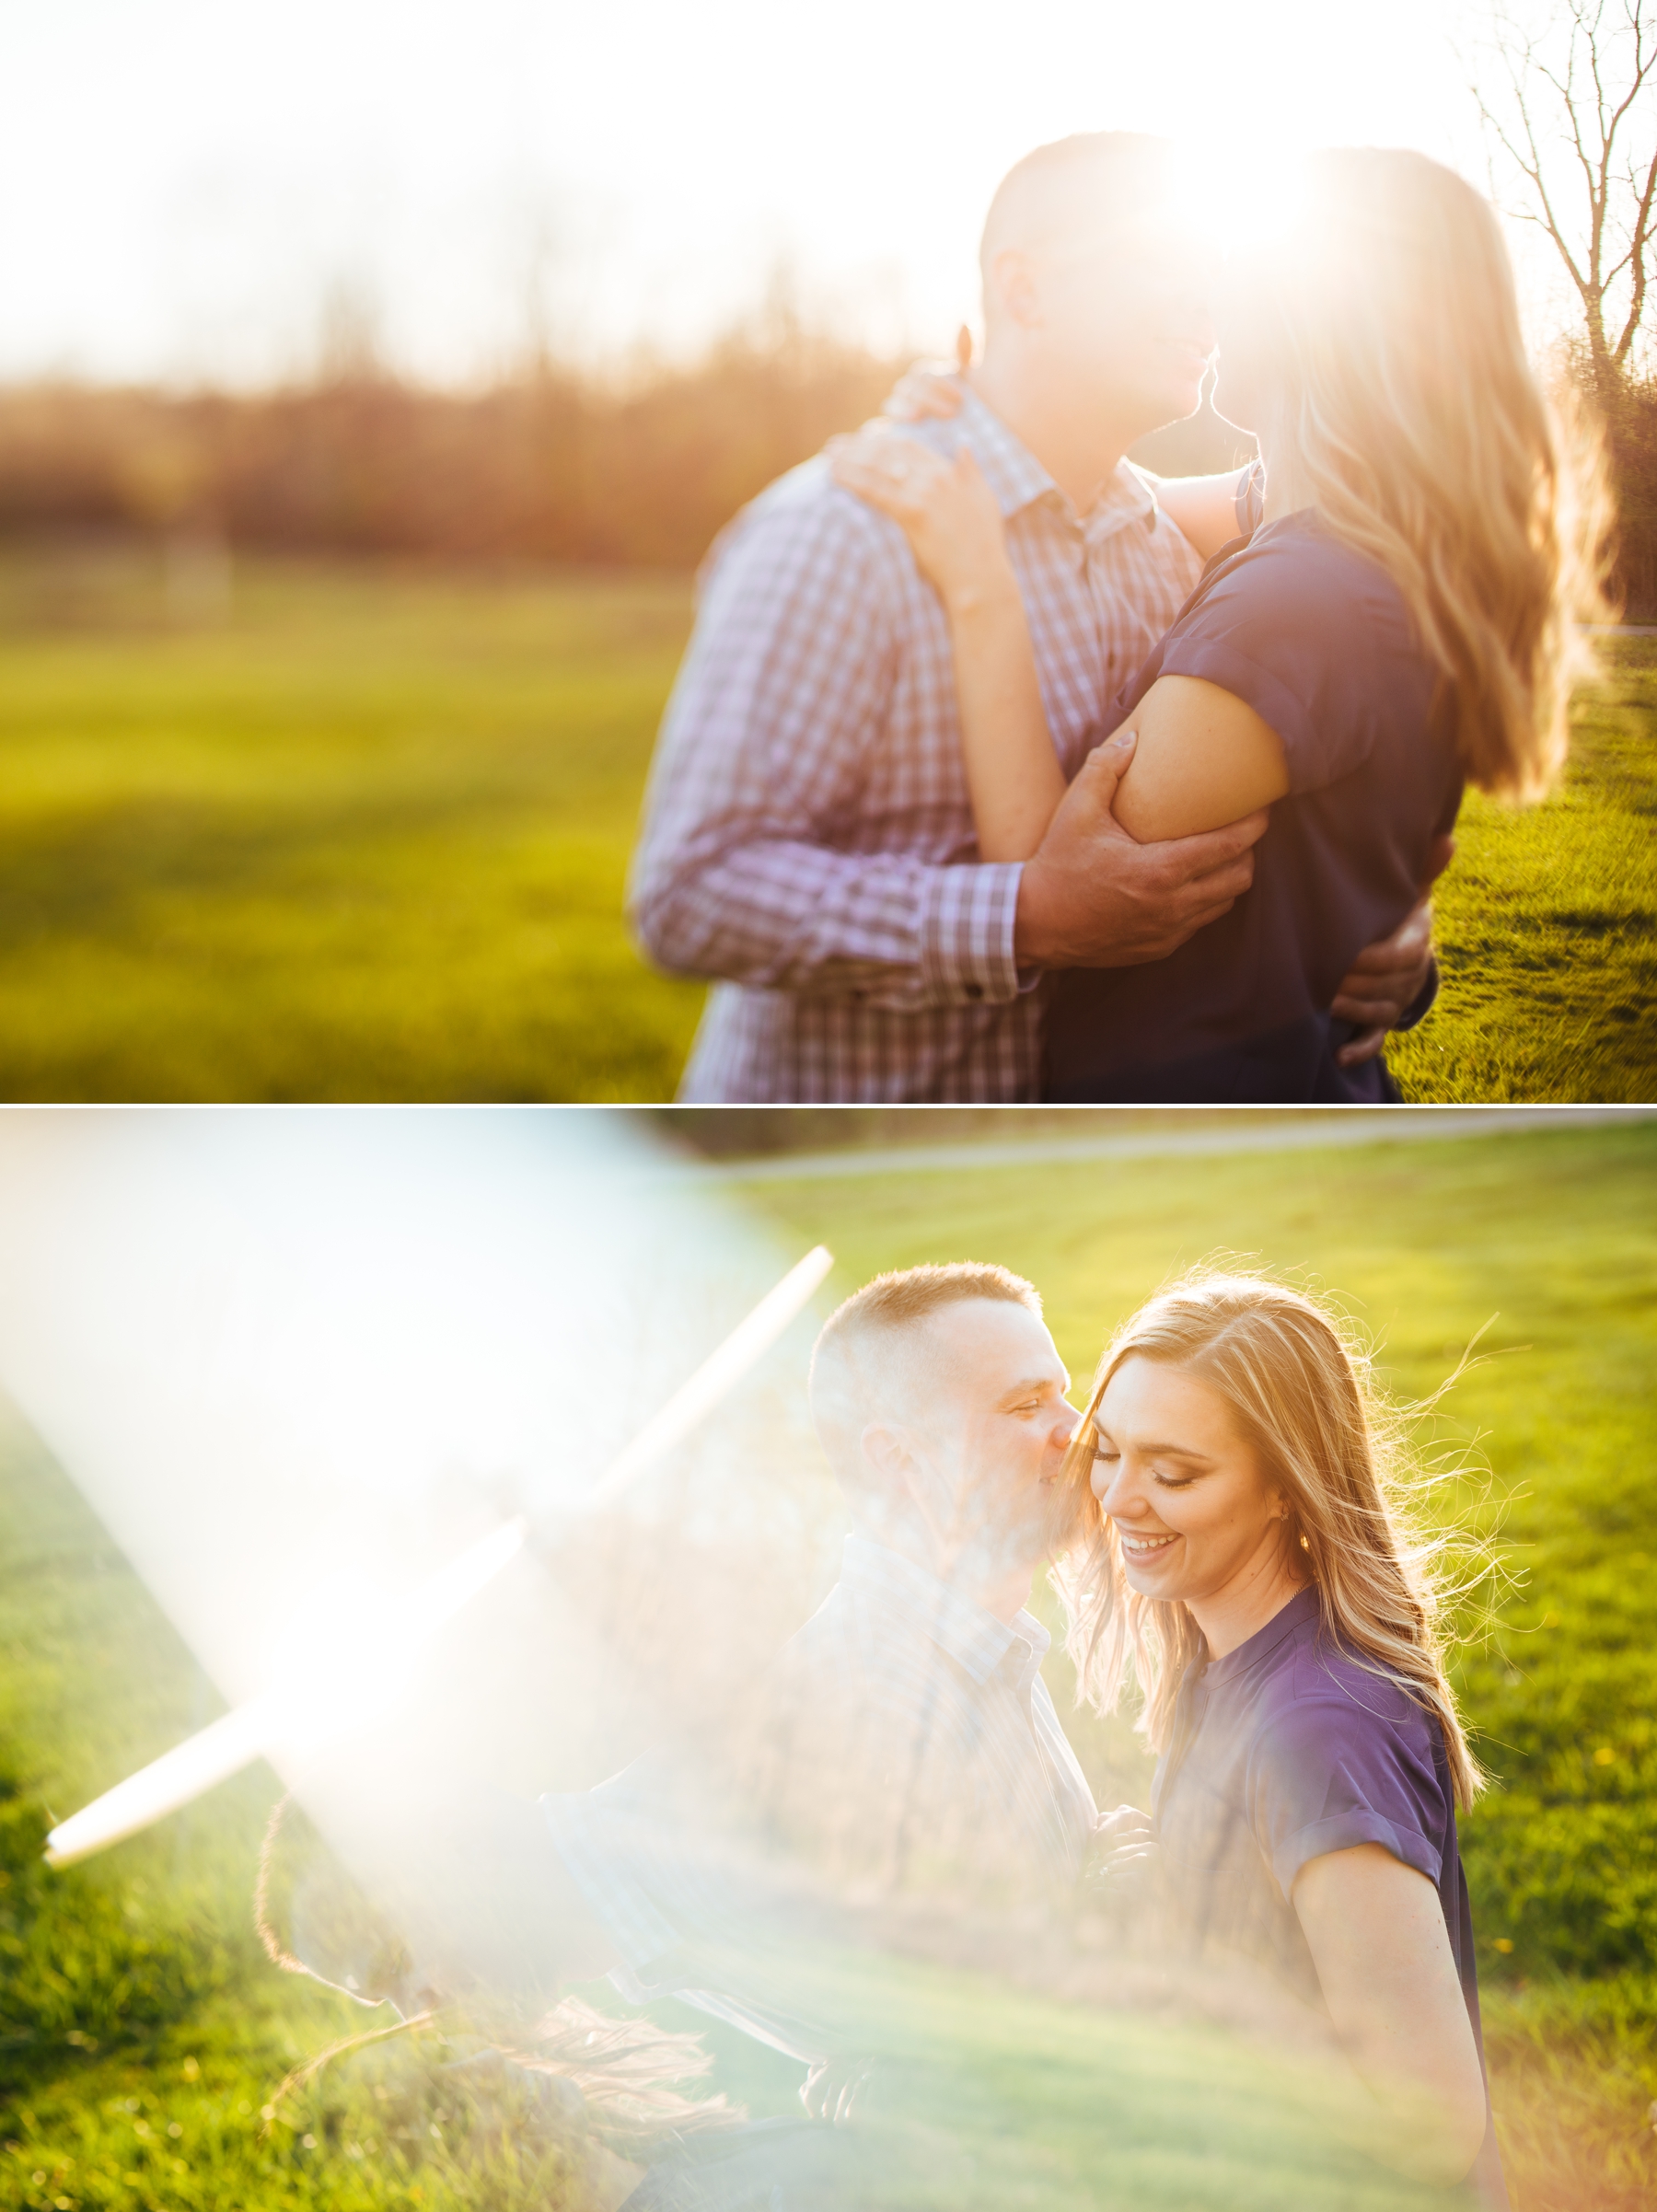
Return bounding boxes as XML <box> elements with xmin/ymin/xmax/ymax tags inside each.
<box><xmin>913</xmin><ymin>1297</ymin><xmax>1060</xmax><ymax>1373</ymax></box>
<box><xmin>1049</xmin><ymin>203</ymin><xmax>1215</xmax><ymax>278</ymax></box>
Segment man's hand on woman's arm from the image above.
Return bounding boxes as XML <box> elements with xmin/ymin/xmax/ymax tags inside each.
<box><xmin>1034</xmin><ymin>678</ymin><xmax>1449</xmax><ymax>1059</ymax></box>
<box><xmin>1014</xmin><ymin>729</ymin><xmax>1267</xmax><ymax>967</ymax></box>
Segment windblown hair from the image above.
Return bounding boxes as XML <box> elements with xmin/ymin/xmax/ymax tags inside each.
<box><xmin>254</xmin><ymin>1795</ymin><xmax>739</xmax><ymax>2157</ymax></box>
<box><xmin>1240</xmin><ymin>147</ymin><xmax>1613</xmax><ymax>799</ymax></box>
<box><xmin>1054</xmin><ymin>1269</ymin><xmax>1485</xmax><ymax>1811</ymax></box>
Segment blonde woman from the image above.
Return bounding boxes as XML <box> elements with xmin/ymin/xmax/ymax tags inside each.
<box><xmin>1057</xmin><ymin>1270</ymin><xmax>1505</xmax><ymax>2202</ymax></box>
<box><xmin>831</xmin><ymin>148</ymin><xmax>1606</xmax><ymax>1101</ymax></box>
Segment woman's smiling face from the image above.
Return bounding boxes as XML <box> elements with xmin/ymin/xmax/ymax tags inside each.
<box><xmin>1091</xmin><ymin>1355</ymin><xmax>1291</xmax><ymax>1610</ymax></box>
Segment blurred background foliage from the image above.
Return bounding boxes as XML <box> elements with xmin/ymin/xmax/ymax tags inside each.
<box><xmin>0</xmin><ymin>307</ymin><xmax>1251</xmax><ymax>576</ymax></box>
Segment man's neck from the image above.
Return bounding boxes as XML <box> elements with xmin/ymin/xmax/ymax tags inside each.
<box><xmin>854</xmin><ymin>1523</ymin><xmax>1034</xmax><ymax>1624</ymax></box>
<box><xmin>974</xmin><ymin>1559</ymin><xmax>1037</xmax><ymax>1625</ymax></box>
<box><xmin>968</xmin><ymin>357</ymin><xmax>1134</xmax><ymax>515</ymax></box>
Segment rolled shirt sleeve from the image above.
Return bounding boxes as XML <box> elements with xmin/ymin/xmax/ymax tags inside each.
<box><xmin>1248</xmin><ymin>1692</ymin><xmax>1449</xmax><ymax>1904</ymax></box>
<box><xmin>1150</xmin><ymin>527</ymin><xmax>1428</xmax><ymax>798</ymax></box>
<box><xmin>628</xmin><ymin>469</ymin><xmax>1029</xmax><ymax>1013</ymax></box>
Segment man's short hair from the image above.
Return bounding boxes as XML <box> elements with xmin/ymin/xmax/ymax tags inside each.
<box><xmin>979</xmin><ymin>131</ymin><xmax>1176</xmax><ymax>293</ymax></box>
<box><xmin>814</xmin><ymin>1263</ymin><xmax>1040</xmax><ymax>1367</ymax></box>
<box><xmin>809</xmin><ymin>1264</ymin><xmax>1042</xmax><ymax>1492</ymax></box>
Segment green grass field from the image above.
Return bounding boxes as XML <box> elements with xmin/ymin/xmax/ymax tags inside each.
<box><xmin>0</xmin><ymin>548</ymin><xmax>1651</xmax><ymax>1102</ymax></box>
<box><xmin>0</xmin><ymin>552</ymin><xmax>704</xmax><ymax>1102</ymax></box>
<box><xmin>2</xmin><ymin>1115</ymin><xmax>1652</xmax><ymax>2208</ymax></box>
<box><xmin>731</xmin><ymin>1113</ymin><xmax>1657</xmax><ymax>2206</ymax></box>
<box><xmin>1389</xmin><ymin>648</ymin><xmax>1657</xmax><ymax>1103</ymax></box>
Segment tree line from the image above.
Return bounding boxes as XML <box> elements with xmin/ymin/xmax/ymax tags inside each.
<box><xmin>1</xmin><ymin>337</ymin><xmax>1649</xmax><ymax>607</ymax></box>
<box><xmin>5</xmin><ymin>6</ymin><xmax>1657</xmax><ymax>602</ymax></box>
<box><xmin>0</xmin><ymin>331</ymin><xmax>910</xmax><ymax>572</ymax></box>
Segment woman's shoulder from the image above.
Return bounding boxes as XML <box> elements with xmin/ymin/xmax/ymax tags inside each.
<box><xmin>1152</xmin><ymin>511</ymin><xmax>1441</xmax><ymax>786</ymax></box>
<box><xmin>1242</xmin><ymin>1631</ymin><xmax>1454</xmax><ymax>1879</ymax></box>
<box><xmin>1194</xmin><ymin>512</ymin><xmax>1417</xmax><ymax>647</ymax></box>
<box><xmin>1248</xmin><ymin>1628</ymin><xmax>1441</xmax><ymax>1778</ymax></box>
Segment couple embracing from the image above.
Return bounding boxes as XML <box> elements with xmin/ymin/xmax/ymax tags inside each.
<box><xmin>632</xmin><ymin>131</ymin><xmax>1604</xmax><ymax>1104</ymax></box>
<box><xmin>259</xmin><ymin>1258</ymin><xmax>1509</xmax><ymax>2207</ymax></box>
<box><xmin>549</xmin><ymin>1260</ymin><xmax>1507</xmax><ymax>2206</ymax></box>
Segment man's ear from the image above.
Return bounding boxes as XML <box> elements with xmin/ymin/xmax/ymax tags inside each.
<box><xmin>863</xmin><ymin>1419</ymin><xmax>956</xmax><ymax>1555</ymax></box>
<box><xmin>860</xmin><ymin>1421</ymin><xmax>910</xmax><ymax>1487</ymax></box>
<box><xmin>987</xmin><ymin>247</ymin><xmax>1041</xmax><ymax>331</ymax></box>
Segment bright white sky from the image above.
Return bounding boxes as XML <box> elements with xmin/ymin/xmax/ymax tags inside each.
<box><xmin>0</xmin><ymin>0</ymin><xmax>1518</xmax><ymax>386</ymax></box>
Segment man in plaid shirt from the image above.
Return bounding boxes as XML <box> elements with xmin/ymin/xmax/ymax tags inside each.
<box><xmin>632</xmin><ymin>133</ymin><xmax>1437</xmax><ymax>1102</ymax></box>
<box><xmin>543</xmin><ymin>1262</ymin><xmax>1099</xmax><ymax>2111</ymax></box>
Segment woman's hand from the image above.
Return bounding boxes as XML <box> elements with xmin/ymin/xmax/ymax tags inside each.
<box><xmin>1085</xmin><ymin>1803</ymin><xmax>1157</xmax><ymax>1894</ymax></box>
<box><xmin>829</xmin><ymin>423</ymin><xmax>1061</xmax><ymax>860</ymax></box>
<box><xmin>828</xmin><ymin>432</ymin><xmax>1015</xmax><ymax>617</ymax></box>
<box><xmin>877</xmin><ymin>331</ymin><xmax>972</xmax><ymax>423</ymax></box>
<box><xmin>879</xmin><ymin>363</ymin><xmax>967</xmax><ymax>425</ymax></box>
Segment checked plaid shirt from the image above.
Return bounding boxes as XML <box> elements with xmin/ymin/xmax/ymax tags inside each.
<box><xmin>542</xmin><ymin>1536</ymin><xmax>1097</xmax><ymax>2061</ymax></box>
<box><xmin>630</xmin><ymin>382</ymin><xmax>1204</xmax><ymax>1101</ymax></box>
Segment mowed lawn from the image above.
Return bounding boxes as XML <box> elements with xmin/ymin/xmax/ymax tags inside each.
<box><xmin>0</xmin><ymin>552</ymin><xmax>704</xmax><ymax>1103</ymax></box>
<box><xmin>1</xmin><ymin>1118</ymin><xmax>1652</xmax><ymax>2210</ymax></box>
<box><xmin>0</xmin><ymin>548</ymin><xmax>1653</xmax><ymax>1102</ymax></box>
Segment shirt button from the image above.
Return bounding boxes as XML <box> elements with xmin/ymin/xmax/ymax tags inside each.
<box><xmin>964</xmin><ymin>982</ymin><xmax>984</xmax><ymax>1001</ymax></box>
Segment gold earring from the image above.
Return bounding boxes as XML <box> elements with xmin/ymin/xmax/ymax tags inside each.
<box><xmin>1299</xmin><ymin>1534</ymin><xmax>1311</xmax><ymax>1551</ymax></box>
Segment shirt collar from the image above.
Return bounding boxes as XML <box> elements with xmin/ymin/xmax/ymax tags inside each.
<box><xmin>1205</xmin><ymin>1584</ymin><xmax>1322</xmax><ymax>1688</ymax></box>
<box><xmin>941</xmin><ymin>382</ymin><xmax>1058</xmax><ymax>522</ymax></box>
<box><xmin>922</xmin><ymin>380</ymin><xmax>1164</xmax><ymax>544</ymax></box>
<box><xmin>1085</xmin><ymin>457</ymin><xmax>1163</xmax><ymax>545</ymax></box>
<box><xmin>839</xmin><ymin>1534</ymin><xmax>1049</xmax><ymax>1685</ymax></box>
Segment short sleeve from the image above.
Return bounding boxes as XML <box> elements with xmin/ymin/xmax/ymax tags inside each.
<box><xmin>1153</xmin><ymin>527</ymin><xmax>1424</xmax><ymax>797</ymax></box>
<box><xmin>1247</xmin><ymin>1688</ymin><xmax>1448</xmax><ymax>1903</ymax></box>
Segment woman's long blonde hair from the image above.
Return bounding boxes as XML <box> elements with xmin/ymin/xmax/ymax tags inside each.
<box><xmin>1055</xmin><ymin>1269</ymin><xmax>1486</xmax><ymax>1812</ymax></box>
<box><xmin>1242</xmin><ymin>147</ymin><xmax>1612</xmax><ymax>799</ymax></box>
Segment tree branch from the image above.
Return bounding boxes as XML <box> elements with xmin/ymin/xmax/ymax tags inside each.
<box><xmin>1477</xmin><ymin>0</ymin><xmax>1657</xmax><ymax>375</ymax></box>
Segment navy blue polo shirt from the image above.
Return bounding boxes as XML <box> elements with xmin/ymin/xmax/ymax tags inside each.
<box><xmin>1153</xmin><ymin>1586</ymin><xmax>1507</xmax><ymax>2206</ymax></box>
<box><xmin>1044</xmin><ymin>511</ymin><xmax>1464</xmax><ymax>1102</ymax></box>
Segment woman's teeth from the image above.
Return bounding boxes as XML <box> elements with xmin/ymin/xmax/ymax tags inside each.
<box><xmin>1121</xmin><ymin>1532</ymin><xmax>1178</xmax><ymax>1556</ymax></box>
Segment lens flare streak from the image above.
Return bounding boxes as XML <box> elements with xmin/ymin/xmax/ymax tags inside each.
<box><xmin>43</xmin><ymin>1519</ymin><xmax>527</xmax><ymax>1869</ymax></box>
<box><xmin>41</xmin><ymin>1244</ymin><xmax>834</xmax><ymax>1870</ymax></box>
<box><xmin>584</xmin><ymin>1244</ymin><xmax>833</xmax><ymax>1508</ymax></box>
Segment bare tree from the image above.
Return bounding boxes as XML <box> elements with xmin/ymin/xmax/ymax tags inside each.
<box><xmin>1473</xmin><ymin>1</ymin><xmax>1657</xmax><ymax>391</ymax></box>
<box><xmin>516</xmin><ymin>203</ymin><xmax>563</xmax><ymax>382</ymax></box>
<box><xmin>316</xmin><ymin>272</ymin><xmax>387</xmax><ymax>388</ymax></box>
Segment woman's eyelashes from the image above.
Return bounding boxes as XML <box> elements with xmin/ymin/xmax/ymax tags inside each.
<box><xmin>1094</xmin><ymin>1444</ymin><xmax>1197</xmax><ymax>1490</ymax></box>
